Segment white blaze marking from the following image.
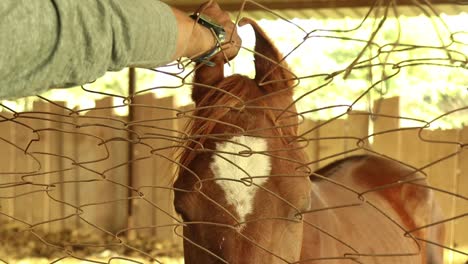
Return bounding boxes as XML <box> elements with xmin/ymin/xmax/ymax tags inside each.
<box><xmin>209</xmin><ymin>136</ymin><xmax>271</xmax><ymax>223</ymax></box>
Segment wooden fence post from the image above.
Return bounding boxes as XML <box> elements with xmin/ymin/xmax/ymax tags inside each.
<box><xmin>29</xmin><ymin>100</ymin><xmax>66</xmax><ymax>233</ymax></box>
<box><xmin>132</xmin><ymin>94</ymin><xmax>178</xmax><ymax>242</ymax></box>
<box><xmin>400</xmin><ymin>128</ymin><xmax>430</xmax><ymax>169</ymax></box>
<box><xmin>454</xmin><ymin>126</ymin><xmax>468</xmax><ymax>263</ymax></box>
<box><xmin>345</xmin><ymin>111</ymin><xmax>370</xmax><ymax>156</ymax></box>
<box><xmin>12</xmin><ymin>106</ymin><xmax>38</xmax><ymax>227</ymax></box>
<box><xmin>61</xmin><ymin>107</ymin><xmax>79</xmax><ymax>231</ymax></box>
<box><xmin>371</xmin><ymin>97</ymin><xmax>401</xmax><ymax>160</ymax></box>
<box><xmin>151</xmin><ymin>96</ymin><xmax>178</xmax><ymax>241</ymax></box>
<box><xmin>424</xmin><ymin>129</ymin><xmax>460</xmax><ymax>263</ymax></box>
<box><xmin>317</xmin><ymin>118</ymin><xmax>347</xmax><ymax>168</ymax></box>
<box><xmin>93</xmin><ymin>97</ymin><xmax>128</xmax><ymax>233</ymax></box>
<box><xmin>132</xmin><ymin>93</ymin><xmax>158</xmax><ymax>238</ymax></box>
<box><xmin>74</xmin><ymin>97</ymin><xmax>128</xmax><ymax>234</ymax></box>
<box><xmin>0</xmin><ymin>110</ymin><xmax>15</xmax><ymax>223</ymax></box>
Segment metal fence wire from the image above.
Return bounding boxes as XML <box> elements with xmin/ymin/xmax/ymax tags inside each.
<box><xmin>0</xmin><ymin>0</ymin><xmax>467</xmax><ymax>263</ymax></box>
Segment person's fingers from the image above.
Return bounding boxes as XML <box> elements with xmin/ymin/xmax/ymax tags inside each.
<box><xmin>197</xmin><ymin>0</ymin><xmax>217</xmax><ymax>15</ymax></box>
<box><xmin>195</xmin><ymin>1</ymin><xmax>242</xmax><ymax>61</ymax></box>
<box><xmin>200</xmin><ymin>1</ymin><xmax>230</xmax><ymax>23</ymax></box>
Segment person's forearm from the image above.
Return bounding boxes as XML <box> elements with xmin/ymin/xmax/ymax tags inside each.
<box><xmin>0</xmin><ymin>0</ymin><xmax>240</xmax><ymax>100</ymax></box>
<box><xmin>0</xmin><ymin>0</ymin><xmax>178</xmax><ymax>99</ymax></box>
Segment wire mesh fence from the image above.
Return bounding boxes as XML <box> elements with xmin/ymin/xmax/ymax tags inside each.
<box><xmin>0</xmin><ymin>0</ymin><xmax>467</xmax><ymax>263</ymax></box>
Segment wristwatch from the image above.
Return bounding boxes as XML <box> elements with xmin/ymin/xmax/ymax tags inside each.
<box><xmin>189</xmin><ymin>13</ymin><xmax>226</xmax><ymax>66</ymax></box>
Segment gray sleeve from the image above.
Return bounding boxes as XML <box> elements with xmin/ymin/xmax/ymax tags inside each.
<box><xmin>0</xmin><ymin>0</ymin><xmax>178</xmax><ymax>99</ymax></box>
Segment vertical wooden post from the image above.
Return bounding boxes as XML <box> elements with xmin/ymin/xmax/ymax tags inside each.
<box><xmin>345</xmin><ymin>111</ymin><xmax>370</xmax><ymax>156</ymax></box>
<box><xmin>425</xmin><ymin>129</ymin><xmax>460</xmax><ymax>263</ymax></box>
<box><xmin>400</xmin><ymin>128</ymin><xmax>430</xmax><ymax>169</ymax></box>
<box><xmin>72</xmin><ymin>97</ymin><xmax>129</xmax><ymax>233</ymax></box>
<box><xmin>317</xmin><ymin>118</ymin><xmax>346</xmax><ymax>168</ymax></box>
<box><xmin>371</xmin><ymin>97</ymin><xmax>401</xmax><ymax>160</ymax></box>
<box><xmin>94</xmin><ymin>98</ymin><xmax>128</xmax><ymax>233</ymax></box>
<box><xmin>13</xmin><ymin>108</ymin><xmax>37</xmax><ymax>226</ymax></box>
<box><xmin>132</xmin><ymin>93</ymin><xmax>160</xmax><ymax>238</ymax></box>
<box><xmin>127</xmin><ymin>67</ymin><xmax>136</xmax><ymax>238</ymax></box>
<box><xmin>0</xmin><ymin>110</ymin><xmax>15</xmax><ymax>222</ymax></box>
<box><xmin>74</xmin><ymin>109</ymin><xmax>100</xmax><ymax>232</ymax></box>
<box><xmin>132</xmin><ymin>94</ymin><xmax>179</xmax><ymax>241</ymax></box>
<box><xmin>454</xmin><ymin>126</ymin><xmax>468</xmax><ymax>263</ymax></box>
<box><xmin>152</xmin><ymin>96</ymin><xmax>178</xmax><ymax>241</ymax></box>
<box><xmin>61</xmin><ymin>108</ymin><xmax>79</xmax><ymax>230</ymax></box>
<box><xmin>30</xmin><ymin>100</ymin><xmax>66</xmax><ymax>233</ymax></box>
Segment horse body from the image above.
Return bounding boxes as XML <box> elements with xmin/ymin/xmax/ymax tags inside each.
<box><xmin>302</xmin><ymin>155</ymin><xmax>445</xmax><ymax>263</ymax></box>
<box><xmin>175</xmin><ymin>17</ymin><xmax>445</xmax><ymax>263</ymax></box>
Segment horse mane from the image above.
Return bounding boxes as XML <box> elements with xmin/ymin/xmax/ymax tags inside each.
<box><xmin>179</xmin><ymin>74</ymin><xmax>287</xmax><ymax>170</ymax></box>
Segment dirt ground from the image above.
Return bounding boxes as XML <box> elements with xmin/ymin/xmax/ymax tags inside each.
<box><xmin>0</xmin><ymin>221</ymin><xmax>184</xmax><ymax>263</ymax></box>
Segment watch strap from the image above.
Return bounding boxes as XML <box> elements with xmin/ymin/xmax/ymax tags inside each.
<box><xmin>189</xmin><ymin>13</ymin><xmax>226</xmax><ymax>67</ymax></box>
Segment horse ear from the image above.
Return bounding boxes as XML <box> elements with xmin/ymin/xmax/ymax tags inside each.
<box><xmin>192</xmin><ymin>57</ymin><xmax>225</xmax><ymax>104</ymax></box>
<box><xmin>239</xmin><ymin>18</ymin><xmax>293</xmax><ymax>92</ymax></box>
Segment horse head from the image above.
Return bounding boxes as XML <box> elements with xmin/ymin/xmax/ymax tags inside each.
<box><xmin>174</xmin><ymin>18</ymin><xmax>312</xmax><ymax>264</ymax></box>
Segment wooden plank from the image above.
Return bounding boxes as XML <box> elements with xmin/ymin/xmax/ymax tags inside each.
<box><xmin>74</xmin><ymin>97</ymin><xmax>129</xmax><ymax>234</ymax></box>
<box><xmin>105</xmin><ymin>121</ymin><xmax>129</xmax><ymax>234</ymax></box>
<box><xmin>297</xmin><ymin>119</ymin><xmax>319</xmax><ymax>172</ymax></box>
<box><xmin>400</xmin><ymin>128</ymin><xmax>430</xmax><ymax>169</ymax></box>
<box><xmin>132</xmin><ymin>93</ymin><xmax>159</xmax><ymax>238</ymax></box>
<box><xmin>131</xmin><ymin>94</ymin><xmax>179</xmax><ymax>242</ymax></box>
<box><xmin>28</xmin><ymin>100</ymin><xmax>66</xmax><ymax>233</ymax></box>
<box><xmin>132</xmin><ymin>94</ymin><xmax>178</xmax><ymax>240</ymax></box>
<box><xmin>151</xmin><ymin>96</ymin><xmax>178</xmax><ymax>242</ymax></box>
<box><xmin>93</xmin><ymin>98</ymin><xmax>129</xmax><ymax>233</ymax></box>
<box><xmin>28</xmin><ymin>101</ymin><xmax>50</xmax><ymax>232</ymax></box>
<box><xmin>317</xmin><ymin>118</ymin><xmax>346</xmax><ymax>168</ymax></box>
<box><xmin>345</xmin><ymin>111</ymin><xmax>370</xmax><ymax>156</ymax></box>
<box><xmin>74</xmin><ymin>107</ymin><xmax>105</xmax><ymax>233</ymax></box>
<box><xmin>0</xmin><ymin>111</ymin><xmax>16</xmax><ymax>222</ymax></box>
<box><xmin>154</xmin><ymin>97</ymin><xmax>179</xmax><ymax>241</ymax></box>
<box><xmin>12</xmin><ymin>109</ymin><xmax>38</xmax><ymax>227</ymax></box>
<box><xmin>46</xmin><ymin>101</ymin><xmax>68</xmax><ymax>234</ymax></box>
<box><xmin>371</xmin><ymin>97</ymin><xmax>401</xmax><ymax>161</ymax></box>
<box><xmin>60</xmin><ymin>110</ymin><xmax>80</xmax><ymax>231</ymax></box>
<box><xmin>453</xmin><ymin>126</ymin><xmax>468</xmax><ymax>264</ymax></box>
<box><xmin>424</xmin><ymin>129</ymin><xmax>460</xmax><ymax>263</ymax></box>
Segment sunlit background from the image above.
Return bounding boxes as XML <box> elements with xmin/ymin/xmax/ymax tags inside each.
<box><xmin>2</xmin><ymin>13</ymin><xmax>466</xmax><ymax>128</ymax></box>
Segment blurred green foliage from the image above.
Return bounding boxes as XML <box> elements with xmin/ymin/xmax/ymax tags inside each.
<box><xmin>247</xmin><ymin>14</ymin><xmax>467</xmax><ymax>128</ymax></box>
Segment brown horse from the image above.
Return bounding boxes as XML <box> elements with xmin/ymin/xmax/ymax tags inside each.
<box><xmin>174</xmin><ymin>18</ymin><xmax>445</xmax><ymax>264</ymax></box>
<box><xmin>302</xmin><ymin>155</ymin><xmax>445</xmax><ymax>264</ymax></box>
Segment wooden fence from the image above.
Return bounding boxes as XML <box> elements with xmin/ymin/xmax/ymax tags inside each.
<box><xmin>0</xmin><ymin>95</ymin><xmax>466</xmax><ymax>263</ymax></box>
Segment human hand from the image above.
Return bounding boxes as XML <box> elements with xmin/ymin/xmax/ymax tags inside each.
<box><xmin>197</xmin><ymin>1</ymin><xmax>241</xmax><ymax>62</ymax></box>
